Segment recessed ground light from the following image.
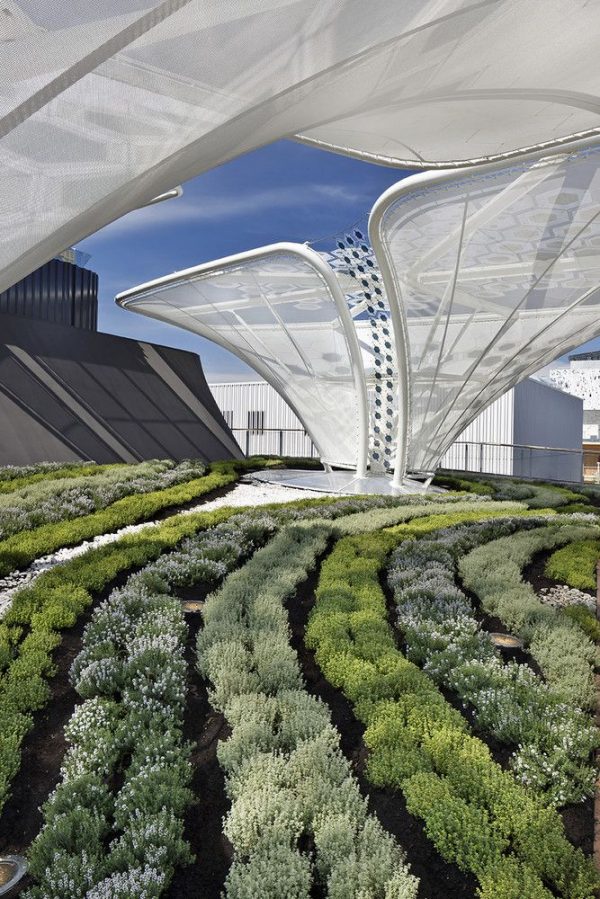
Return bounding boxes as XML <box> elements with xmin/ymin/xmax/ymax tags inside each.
<box><xmin>181</xmin><ymin>599</ymin><xmax>204</xmax><ymax>614</ymax></box>
<box><xmin>489</xmin><ymin>632</ymin><xmax>523</xmax><ymax>651</ymax></box>
<box><xmin>0</xmin><ymin>855</ymin><xmax>26</xmax><ymax>894</ymax></box>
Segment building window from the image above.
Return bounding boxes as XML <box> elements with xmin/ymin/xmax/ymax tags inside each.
<box><xmin>248</xmin><ymin>410</ymin><xmax>265</xmax><ymax>434</ymax></box>
<box><xmin>223</xmin><ymin>410</ymin><xmax>234</xmax><ymax>428</ymax></box>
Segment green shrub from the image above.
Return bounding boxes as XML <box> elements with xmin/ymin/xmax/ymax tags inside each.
<box><xmin>309</xmin><ymin>525</ymin><xmax>599</xmax><ymax>897</ymax></box>
<box><xmin>433</xmin><ymin>474</ymin><xmax>494</xmax><ymax>495</ymax></box>
<box><xmin>562</xmin><ymin>604</ymin><xmax>600</xmax><ymax>641</ymax></box>
<box><xmin>0</xmin><ymin>462</ymin><xmax>121</xmax><ymax>495</ymax></box>
<box><xmin>459</xmin><ymin>524</ymin><xmax>600</xmax><ymax>707</ymax></box>
<box><xmin>546</xmin><ymin>539</ymin><xmax>600</xmax><ymax>590</ymax></box>
<box><xmin>199</xmin><ymin>521</ymin><xmax>419</xmax><ymax>898</ymax></box>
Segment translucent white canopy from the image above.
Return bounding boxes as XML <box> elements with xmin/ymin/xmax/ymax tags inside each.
<box><xmin>116</xmin><ymin>244</ymin><xmax>369</xmax><ymax>472</ymax></box>
<box><xmin>118</xmin><ymin>139</ymin><xmax>600</xmax><ymax>481</ymax></box>
<box><xmin>370</xmin><ymin>139</ymin><xmax>600</xmax><ymax>478</ymax></box>
<box><xmin>3</xmin><ymin>1</ymin><xmax>600</xmax><ymax>293</ymax></box>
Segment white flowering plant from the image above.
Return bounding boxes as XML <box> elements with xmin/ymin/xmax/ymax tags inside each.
<box><xmin>388</xmin><ymin>518</ymin><xmax>599</xmax><ymax>805</ymax></box>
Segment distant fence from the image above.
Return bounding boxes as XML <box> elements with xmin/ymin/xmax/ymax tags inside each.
<box><xmin>231</xmin><ymin>429</ymin><xmax>583</xmax><ymax>483</ymax></box>
<box><xmin>441</xmin><ymin>440</ymin><xmax>583</xmax><ymax>484</ymax></box>
<box><xmin>230</xmin><ymin>427</ymin><xmax>318</xmax><ymax>459</ymax></box>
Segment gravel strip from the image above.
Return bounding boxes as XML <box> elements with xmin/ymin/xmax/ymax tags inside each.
<box><xmin>538</xmin><ymin>584</ymin><xmax>596</xmax><ymax>612</ymax></box>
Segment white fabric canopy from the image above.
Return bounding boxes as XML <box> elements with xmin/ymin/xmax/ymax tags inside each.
<box><xmin>370</xmin><ymin>138</ymin><xmax>600</xmax><ymax>479</ymax></box>
<box><xmin>116</xmin><ymin>243</ymin><xmax>370</xmax><ymax>472</ymax></box>
<box><xmin>3</xmin><ymin>1</ymin><xmax>600</xmax><ymax>292</ymax></box>
<box><xmin>118</xmin><ymin>138</ymin><xmax>600</xmax><ymax>482</ymax></box>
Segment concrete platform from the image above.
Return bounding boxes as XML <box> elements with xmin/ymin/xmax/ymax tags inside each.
<box><xmin>248</xmin><ymin>469</ymin><xmax>444</xmax><ymax>496</ymax></box>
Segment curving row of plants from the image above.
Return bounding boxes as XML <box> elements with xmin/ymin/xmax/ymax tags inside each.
<box><xmin>0</xmin><ymin>458</ymin><xmax>207</xmax><ymax>539</ymax></box>
<box><xmin>0</xmin><ymin>461</ymin><xmax>125</xmax><ymax>495</ymax></box>
<box><xmin>0</xmin><ymin>456</ymin><xmax>426</xmax><ymax>578</ymax></box>
<box><xmin>308</xmin><ymin>513</ymin><xmax>599</xmax><ymax>899</ymax></box>
<box><xmin>0</xmin><ymin>489</ymin><xmax>442</xmax><ymax>822</ymax></box>
<box><xmin>0</xmin><ymin>460</ymin><xmax>101</xmax><ymax>485</ymax></box>
<box><xmin>435</xmin><ymin>472</ymin><xmax>595</xmax><ymax>512</ymax></box>
<box><xmin>25</xmin><ymin>511</ymin><xmax>280</xmax><ymax>898</ymax></box>
<box><xmin>198</xmin><ymin>520</ymin><xmax>419</xmax><ymax>899</ymax></box>
<box><xmin>387</xmin><ymin>517</ymin><xmax>598</xmax><ymax>806</ymax></box>
<box><xmin>545</xmin><ymin>538</ymin><xmax>600</xmax><ymax>591</ymax></box>
<box><xmin>459</xmin><ymin>523</ymin><xmax>600</xmax><ymax>709</ymax></box>
<box><xmin>0</xmin><ymin>460</ymin><xmax>245</xmax><ymax>577</ymax></box>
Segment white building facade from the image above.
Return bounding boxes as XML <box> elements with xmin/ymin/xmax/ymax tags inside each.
<box><xmin>550</xmin><ymin>352</ymin><xmax>600</xmax><ymax>442</ymax></box>
<box><xmin>210</xmin><ymin>377</ymin><xmax>583</xmax><ymax>483</ymax></box>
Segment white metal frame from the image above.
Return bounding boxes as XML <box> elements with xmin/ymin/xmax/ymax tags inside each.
<box><xmin>117</xmin><ymin>242</ymin><xmax>370</xmax><ymax>476</ymax></box>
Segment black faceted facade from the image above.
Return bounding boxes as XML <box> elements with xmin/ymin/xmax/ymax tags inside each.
<box><xmin>0</xmin><ymin>258</ymin><xmax>98</xmax><ymax>331</ymax></box>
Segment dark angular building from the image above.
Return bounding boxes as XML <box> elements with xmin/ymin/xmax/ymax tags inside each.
<box><xmin>0</xmin><ymin>251</ymin><xmax>98</xmax><ymax>331</ymax></box>
<box><xmin>0</xmin><ymin>253</ymin><xmax>241</xmax><ymax>465</ymax></box>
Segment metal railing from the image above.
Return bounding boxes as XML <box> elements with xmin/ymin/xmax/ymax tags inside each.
<box><xmin>229</xmin><ymin>428</ymin><xmax>584</xmax><ymax>483</ymax></box>
<box><xmin>442</xmin><ymin>440</ymin><xmax>583</xmax><ymax>484</ymax></box>
<box><xmin>230</xmin><ymin>427</ymin><xmax>318</xmax><ymax>458</ymax></box>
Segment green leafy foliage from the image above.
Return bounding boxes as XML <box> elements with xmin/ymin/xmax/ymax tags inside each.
<box><xmin>198</xmin><ymin>522</ymin><xmax>419</xmax><ymax>899</ymax></box>
<box><xmin>308</xmin><ymin>524</ymin><xmax>599</xmax><ymax>897</ymax></box>
<box><xmin>459</xmin><ymin>524</ymin><xmax>600</xmax><ymax>707</ymax></box>
<box><xmin>545</xmin><ymin>539</ymin><xmax>600</xmax><ymax>590</ymax></box>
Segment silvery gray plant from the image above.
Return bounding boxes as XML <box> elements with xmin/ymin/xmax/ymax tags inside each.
<box><xmin>0</xmin><ymin>458</ymin><xmax>206</xmax><ymax>538</ymax></box>
<box><xmin>388</xmin><ymin>517</ymin><xmax>598</xmax><ymax>806</ymax></box>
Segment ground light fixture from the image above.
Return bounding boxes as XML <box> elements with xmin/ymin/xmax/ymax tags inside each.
<box><xmin>489</xmin><ymin>632</ymin><xmax>524</xmax><ymax>653</ymax></box>
<box><xmin>0</xmin><ymin>855</ymin><xmax>26</xmax><ymax>894</ymax></box>
<box><xmin>181</xmin><ymin>598</ymin><xmax>204</xmax><ymax>614</ymax></box>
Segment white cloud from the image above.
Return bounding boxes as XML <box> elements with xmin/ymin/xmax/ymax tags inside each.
<box><xmin>80</xmin><ymin>182</ymin><xmax>369</xmax><ymax>243</ymax></box>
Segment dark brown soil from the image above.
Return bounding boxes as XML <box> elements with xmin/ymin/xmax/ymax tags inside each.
<box><xmin>163</xmin><ymin>604</ymin><xmax>232</xmax><ymax>899</ymax></box>
<box><xmin>287</xmin><ymin>559</ymin><xmax>478</xmax><ymax>899</ymax></box>
<box><xmin>561</xmin><ymin>798</ymin><xmax>595</xmax><ymax>856</ymax></box>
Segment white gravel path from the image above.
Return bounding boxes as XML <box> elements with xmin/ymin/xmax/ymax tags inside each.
<box><xmin>538</xmin><ymin>584</ymin><xmax>596</xmax><ymax>612</ymax></box>
<box><xmin>0</xmin><ymin>475</ymin><xmax>337</xmax><ymax>616</ymax></box>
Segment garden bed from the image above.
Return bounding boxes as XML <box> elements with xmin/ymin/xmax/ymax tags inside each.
<box><xmin>1</xmin><ymin>464</ymin><xmax>599</xmax><ymax>899</ymax></box>
<box><xmin>286</xmin><ymin>554</ymin><xmax>478</xmax><ymax>899</ymax></box>
<box><xmin>163</xmin><ymin>597</ymin><xmax>232</xmax><ymax>899</ymax></box>
<box><xmin>0</xmin><ymin>566</ymin><xmax>133</xmax><ymax>894</ymax></box>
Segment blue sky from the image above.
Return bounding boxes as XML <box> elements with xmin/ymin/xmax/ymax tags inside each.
<box><xmin>77</xmin><ymin>140</ymin><xmax>411</xmax><ymax>381</ymax></box>
<box><xmin>77</xmin><ymin>138</ymin><xmax>597</xmax><ymax>380</ymax></box>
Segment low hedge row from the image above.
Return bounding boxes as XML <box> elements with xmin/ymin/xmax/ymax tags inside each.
<box><xmin>308</xmin><ymin>523</ymin><xmax>598</xmax><ymax>899</ymax></box>
<box><xmin>0</xmin><ymin>464</ymin><xmax>238</xmax><ymax>576</ymax></box>
<box><xmin>0</xmin><ymin>489</ymin><xmax>417</xmax><ymax>819</ymax></box>
<box><xmin>334</xmin><ymin>498</ymin><xmax>526</xmax><ymax>536</ymax></box>
<box><xmin>0</xmin><ymin>462</ymin><xmax>121</xmax><ymax>495</ymax></box>
<box><xmin>0</xmin><ymin>459</ymin><xmax>209</xmax><ymax>540</ymax></box>
<box><xmin>388</xmin><ymin>518</ymin><xmax>597</xmax><ymax>806</ymax></box>
<box><xmin>198</xmin><ymin>521</ymin><xmax>419</xmax><ymax>899</ymax></box>
<box><xmin>435</xmin><ymin>473</ymin><xmax>588</xmax><ymax>510</ymax></box>
<box><xmin>459</xmin><ymin>524</ymin><xmax>600</xmax><ymax>708</ymax></box>
<box><xmin>26</xmin><ymin>512</ymin><xmax>279</xmax><ymax>898</ymax></box>
<box><xmin>545</xmin><ymin>539</ymin><xmax>600</xmax><ymax>591</ymax></box>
